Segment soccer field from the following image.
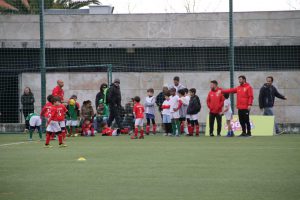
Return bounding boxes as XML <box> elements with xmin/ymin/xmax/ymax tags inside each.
<box><xmin>0</xmin><ymin>134</ymin><xmax>299</xmax><ymax>200</ymax></box>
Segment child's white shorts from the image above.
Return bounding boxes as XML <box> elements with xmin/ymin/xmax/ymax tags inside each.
<box><xmin>66</xmin><ymin>120</ymin><xmax>78</xmax><ymax>126</ymax></box>
<box><xmin>186</xmin><ymin>114</ymin><xmax>190</xmax><ymax>119</ymax></box>
<box><xmin>135</xmin><ymin>118</ymin><xmax>144</xmax><ymax>126</ymax></box>
<box><xmin>170</xmin><ymin>111</ymin><xmax>180</xmax><ymax>119</ymax></box>
<box><xmin>59</xmin><ymin>121</ymin><xmax>66</xmax><ymax>128</ymax></box>
<box><xmin>225</xmin><ymin>113</ymin><xmax>233</xmax><ymax>121</ymax></box>
<box><xmin>29</xmin><ymin>116</ymin><xmax>41</xmax><ymax>127</ymax></box>
<box><xmin>190</xmin><ymin>114</ymin><xmax>199</xmax><ymax>121</ymax></box>
<box><xmin>46</xmin><ymin>121</ymin><xmax>61</xmax><ymax>133</ymax></box>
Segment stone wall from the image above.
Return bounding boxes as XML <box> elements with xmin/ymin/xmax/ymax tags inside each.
<box><xmin>1</xmin><ymin>11</ymin><xmax>300</xmax><ymax>48</ymax></box>
<box><xmin>20</xmin><ymin>71</ymin><xmax>300</xmax><ymax>123</ymax></box>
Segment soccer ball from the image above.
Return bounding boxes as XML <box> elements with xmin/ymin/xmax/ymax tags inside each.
<box><xmin>69</xmin><ymin>99</ymin><xmax>76</xmax><ymax>106</ymax></box>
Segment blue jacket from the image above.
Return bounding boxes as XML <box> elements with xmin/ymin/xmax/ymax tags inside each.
<box><xmin>258</xmin><ymin>84</ymin><xmax>285</xmax><ymax>109</ymax></box>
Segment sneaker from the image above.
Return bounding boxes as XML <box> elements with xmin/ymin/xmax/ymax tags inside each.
<box><xmin>175</xmin><ymin>134</ymin><xmax>180</xmax><ymax>137</ymax></box>
<box><xmin>44</xmin><ymin>144</ymin><xmax>53</xmax><ymax>148</ymax></box>
<box><xmin>59</xmin><ymin>144</ymin><xmax>68</xmax><ymax>148</ymax></box>
<box><xmin>276</xmin><ymin>130</ymin><xmax>284</xmax><ymax>135</ymax></box>
<box><xmin>139</xmin><ymin>136</ymin><xmax>144</xmax><ymax>139</ymax></box>
<box><xmin>209</xmin><ymin>133</ymin><xmax>214</xmax><ymax>137</ymax></box>
<box><xmin>131</xmin><ymin>136</ymin><xmax>138</xmax><ymax>139</ymax></box>
<box><xmin>246</xmin><ymin>132</ymin><xmax>252</xmax><ymax>137</ymax></box>
<box><xmin>217</xmin><ymin>134</ymin><xmax>221</xmax><ymax>137</ymax></box>
<box><xmin>39</xmin><ymin>138</ymin><xmax>44</xmax><ymax>141</ymax></box>
<box><xmin>163</xmin><ymin>133</ymin><xmax>169</xmax><ymax>136</ymax></box>
<box><xmin>28</xmin><ymin>138</ymin><xmax>33</xmax><ymax>141</ymax></box>
<box><xmin>195</xmin><ymin>134</ymin><xmax>199</xmax><ymax>137</ymax></box>
<box><xmin>238</xmin><ymin>132</ymin><xmax>247</xmax><ymax>137</ymax></box>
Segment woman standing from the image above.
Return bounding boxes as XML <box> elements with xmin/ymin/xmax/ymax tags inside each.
<box><xmin>21</xmin><ymin>87</ymin><xmax>35</xmax><ymax>130</ymax></box>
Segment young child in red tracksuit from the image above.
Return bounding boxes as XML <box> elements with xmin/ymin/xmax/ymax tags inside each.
<box><xmin>131</xmin><ymin>96</ymin><xmax>145</xmax><ymax>139</ymax></box>
<box><xmin>81</xmin><ymin>119</ymin><xmax>95</xmax><ymax>136</ymax></box>
<box><xmin>40</xmin><ymin>95</ymin><xmax>55</xmax><ymax>140</ymax></box>
<box><xmin>45</xmin><ymin>96</ymin><xmax>67</xmax><ymax>148</ymax></box>
<box><xmin>101</xmin><ymin>122</ymin><xmax>120</xmax><ymax>136</ymax></box>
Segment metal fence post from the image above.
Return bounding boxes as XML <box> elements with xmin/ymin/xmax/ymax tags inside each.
<box><xmin>229</xmin><ymin>0</ymin><xmax>235</xmax><ymax>113</ymax></box>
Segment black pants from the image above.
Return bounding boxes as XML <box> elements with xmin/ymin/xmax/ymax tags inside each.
<box><xmin>164</xmin><ymin>123</ymin><xmax>172</xmax><ymax>134</ymax></box>
<box><xmin>209</xmin><ymin>113</ymin><xmax>222</xmax><ymax>135</ymax></box>
<box><xmin>108</xmin><ymin>106</ymin><xmax>123</xmax><ymax>129</ymax></box>
<box><xmin>23</xmin><ymin>109</ymin><xmax>34</xmax><ymax>129</ymax></box>
<box><xmin>146</xmin><ymin>118</ymin><xmax>156</xmax><ymax>125</ymax></box>
<box><xmin>238</xmin><ymin>109</ymin><xmax>251</xmax><ymax>134</ymax></box>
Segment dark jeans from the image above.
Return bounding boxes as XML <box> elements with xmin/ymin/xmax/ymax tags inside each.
<box><xmin>23</xmin><ymin>109</ymin><xmax>34</xmax><ymax>129</ymax></box>
<box><xmin>209</xmin><ymin>113</ymin><xmax>222</xmax><ymax>135</ymax></box>
<box><xmin>107</xmin><ymin>105</ymin><xmax>123</xmax><ymax>129</ymax></box>
<box><xmin>238</xmin><ymin>109</ymin><xmax>251</xmax><ymax>134</ymax></box>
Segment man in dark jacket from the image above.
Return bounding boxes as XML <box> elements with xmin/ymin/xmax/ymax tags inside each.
<box><xmin>107</xmin><ymin>79</ymin><xmax>124</xmax><ymax>130</ymax></box>
<box><xmin>259</xmin><ymin>76</ymin><xmax>287</xmax><ymax>134</ymax></box>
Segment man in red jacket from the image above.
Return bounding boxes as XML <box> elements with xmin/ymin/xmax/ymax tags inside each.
<box><xmin>52</xmin><ymin>80</ymin><xmax>65</xmax><ymax>102</ymax></box>
<box><xmin>222</xmin><ymin>75</ymin><xmax>254</xmax><ymax>137</ymax></box>
<box><xmin>207</xmin><ymin>80</ymin><xmax>224</xmax><ymax>136</ymax></box>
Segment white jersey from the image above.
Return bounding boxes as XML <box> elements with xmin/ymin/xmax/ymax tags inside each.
<box><xmin>169</xmin><ymin>95</ymin><xmax>179</xmax><ymax>113</ymax></box>
<box><xmin>144</xmin><ymin>96</ymin><xmax>155</xmax><ymax>115</ymax></box>
<box><xmin>169</xmin><ymin>84</ymin><xmax>185</xmax><ymax>92</ymax></box>
<box><xmin>162</xmin><ymin>99</ymin><xmax>171</xmax><ymax>115</ymax></box>
<box><xmin>224</xmin><ymin>99</ymin><xmax>233</xmax><ymax>120</ymax></box>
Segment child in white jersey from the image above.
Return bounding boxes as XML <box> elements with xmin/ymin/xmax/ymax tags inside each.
<box><xmin>221</xmin><ymin>93</ymin><xmax>234</xmax><ymax>137</ymax></box>
<box><xmin>161</xmin><ymin>91</ymin><xmax>172</xmax><ymax>136</ymax></box>
<box><xmin>144</xmin><ymin>88</ymin><xmax>156</xmax><ymax>135</ymax></box>
<box><xmin>169</xmin><ymin>88</ymin><xmax>182</xmax><ymax>136</ymax></box>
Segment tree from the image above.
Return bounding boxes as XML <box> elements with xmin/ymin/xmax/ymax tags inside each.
<box><xmin>0</xmin><ymin>0</ymin><xmax>101</xmax><ymax>14</ymax></box>
<box><xmin>184</xmin><ymin>0</ymin><xmax>196</xmax><ymax>13</ymax></box>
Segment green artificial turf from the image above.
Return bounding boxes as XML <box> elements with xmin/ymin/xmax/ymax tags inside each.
<box><xmin>0</xmin><ymin>134</ymin><xmax>299</xmax><ymax>200</ymax></box>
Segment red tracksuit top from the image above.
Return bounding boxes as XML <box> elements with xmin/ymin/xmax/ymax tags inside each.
<box><xmin>222</xmin><ymin>83</ymin><xmax>254</xmax><ymax>110</ymax></box>
<box><xmin>207</xmin><ymin>87</ymin><xmax>224</xmax><ymax>114</ymax></box>
<box><xmin>52</xmin><ymin>86</ymin><xmax>64</xmax><ymax>101</ymax></box>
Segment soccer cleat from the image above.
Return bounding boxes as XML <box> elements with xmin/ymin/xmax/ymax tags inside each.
<box><xmin>139</xmin><ymin>136</ymin><xmax>144</xmax><ymax>139</ymax></box>
<box><xmin>59</xmin><ymin>143</ymin><xmax>68</xmax><ymax>148</ymax></box>
<box><xmin>217</xmin><ymin>134</ymin><xmax>221</xmax><ymax>137</ymax></box>
<box><xmin>131</xmin><ymin>136</ymin><xmax>138</xmax><ymax>139</ymax></box>
<box><xmin>44</xmin><ymin>144</ymin><xmax>53</xmax><ymax>148</ymax></box>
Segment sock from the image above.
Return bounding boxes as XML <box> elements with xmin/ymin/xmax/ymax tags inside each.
<box><xmin>140</xmin><ymin>129</ymin><xmax>144</xmax><ymax>137</ymax></box>
<box><xmin>180</xmin><ymin>122</ymin><xmax>184</xmax><ymax>133</ymax></box>
<box><xmin>171</xmin><ymin>122</ymin><xmax>176</xmax><ymax>135</ymax></box>
<box><xmin>146</xmin><ymin>125</ymin><xmax>150</xmax><ymax>134</ymax></box>
<box><xmin>189</xmin><ymin>126</ymin><xmax>194</xmax><ymax>136</ymax></box>
<box><xmin>188</xmin><ymin>124</ymin><xmax>192</xmax><ymax>134</ymax></box>
<box><xmin>38</xmin><ymin>130</ymin><xmax>42</xmax><ymax>139</ymax></box>
<box><xmin>62</xmin><ymin>129</ymin><xmax>66</xmax><ymax>140</ymax></box>
<box><xmin>45</xmin><ymin>132</ymin><xmax>51</xmax><ymax>145</ymax></box>
<box><xmin>195</xmin><ymin>125</ymin><xmax>200</xmax><ymax>136</ymax></box>
<box><xmin>29</xmin><ymin>130</ymin><xmax>33</xmax><ymax>139</ymax></box>
<box><xmin>134</xmin><ymin>127</ymin><xmax>138</xmax><ymax>137</ymax></box>
<box><xmin>175</xmin><ymin>121</ymin><xmax>180</xmax><ymax>135</ymax></box>
<box><xmin>58</xmin><ymin>133</ymin><xmax>63</xmax><ymax>145</ymax></box>
<box><xmin>67</xmin><ymin>126</ymin><xmax>71</xmax><ymax>134</ymax></box>
<box><xmin>51</xmin><ymin>132</ymin><xmax>55</xmax><ymax>140</ymax></box>
<box><xmin>153</xmin><ymin>124</ymin><xmax>157</xmax><ymax>134</ymax></box>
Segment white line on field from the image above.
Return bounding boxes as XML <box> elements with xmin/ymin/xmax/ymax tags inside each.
<box><xmin>0</xmin><ymin>141</ymin><xmax>32</xmax><ymax>147</ymax></box>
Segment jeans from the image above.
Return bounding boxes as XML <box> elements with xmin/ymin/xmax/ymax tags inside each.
<box><xmin>209</xmin><ymin>113</ymin><xmax>222</xmax><ymax>135</ymax></box>
<box><xmin>263</xmin><ymin>107</ymin><xmax>279</xmax><ymax>133</ymax></box>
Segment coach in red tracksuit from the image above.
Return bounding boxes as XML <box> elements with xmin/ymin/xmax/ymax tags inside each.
<box><xmin>222</xmin><ymin>75</ymin><xmax>254</xmax><ymax>137</ymax></box>
<box><xmin>207</xmin><ymin>80</ymin><xmax>224</xmax><ymax>136</ymax></box>
<box><xmin>52</xmin><ymin>80</ymin><xmax>65</xmax><ymax>102</ymax></box>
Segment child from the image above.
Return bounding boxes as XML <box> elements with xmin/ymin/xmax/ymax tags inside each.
<box><xmin>222</xmin><ymin>93</ymin><xmax>234</xmax><ymax>137</ymax></box>
<box><xmin>66</xmin><ymin>95</ymin><xmax>80</xmax><ymax>137</ymax></box>
<box><xmin>45</xmin><ymin>97</ymin><xmax>67</xmax><ymax>148</ymax></box>
<box><xmin>101</xmin><ymin>122</ymin><xmax>120</xmax><ymax>136</ymax></box>
<box><xmin>178</xmin><ymin>89</ymin><xmax>189</xmax><ymax>135</ymax></box>
<box><xmin>144</xmin><ymin>88</ymin><xmax>156</xmax><ymax>135</ymax></box>
<box><xmin>183</xmin><ymin>88</ymin><xmax>191</xmax><ymax>135</ymax></box>
<box><xmin>131</xmin><ymin>96</ymin><xmax>145</xmax><ymax>139</ymax></box>
<box><xmin>187</xmin><ymin>88</ymin><xmax>201</xmax><ymax>136</ymax></box>
<box><xmin>81</xmin><ymin>100</ymin><xmax>94</xmax><ymax>122</ymax></box>
<box><xmin>94</xmin><ymin>99</ymin><xmax>109</xmax><ymax>132</ymax></box>
<box><xmin>81</xmin><ymin>119</ymin><xmax>95</xmax><ymax>136</ymax></box>
<box><xmin>161</xmin><ymin>91</ymin><xmax>172</xmax><ymax>136</ymax></box>
<box><xmin>26</xmin><ymin>113</ymin><xmax>42</xmax><ymax>141</ymax></box>
<box><xmin>169</xmin><ymin>88</ymin><xmax>182</xmax><ymax>136</ymax></box>
<box><xmin>40</xmin><ymin>95</ymin><xmax>55</xmax><ymax>140</ymax></box>
<box><xmin>56</xmin><ymin>98</ymin><xmax>68</xmax><ymax>140</ymax></box>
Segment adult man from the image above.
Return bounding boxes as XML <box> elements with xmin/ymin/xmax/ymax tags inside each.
<box><xmin>223</xmin><ymin>75</ymin><xmax>253</xmax><ymax>137</ymax></box>
<box><xmin>259</xmin><ymin>76</ymin><xmax>287</xmax><ymax>134</ymax></box>
<box><xmin>170</xmin><ymin>76</ymin><xmax>185</xmax><ymax>92</ymax></box>
<box><xmin>107</xmin><ymin>79</ymin><xmax>124</xmax><ymax>131</ymax></box>
<box><xmin>155</xmin><ymin>86</ymin><xmax>169</xmax><ymax>119</ymax></box>
<box><xmin>207</xmin><ymin>80</ymin><xmax>224</xmax><ymax>136</ymax></box>
<box><xmin>52</xmin><ymin>80</ymin><xmax>64</xmax><ymax>102</ymax></box>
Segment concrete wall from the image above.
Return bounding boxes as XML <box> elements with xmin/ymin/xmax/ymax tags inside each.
<box><xmin>1</xmin><ymin>11</ymin><xmax>300</xmax><ymax>48</ymax></box>
<box><xmin>21</xmin><ymin>71</ymin><xmax>300</xmax><ymax>124</ymax></box>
